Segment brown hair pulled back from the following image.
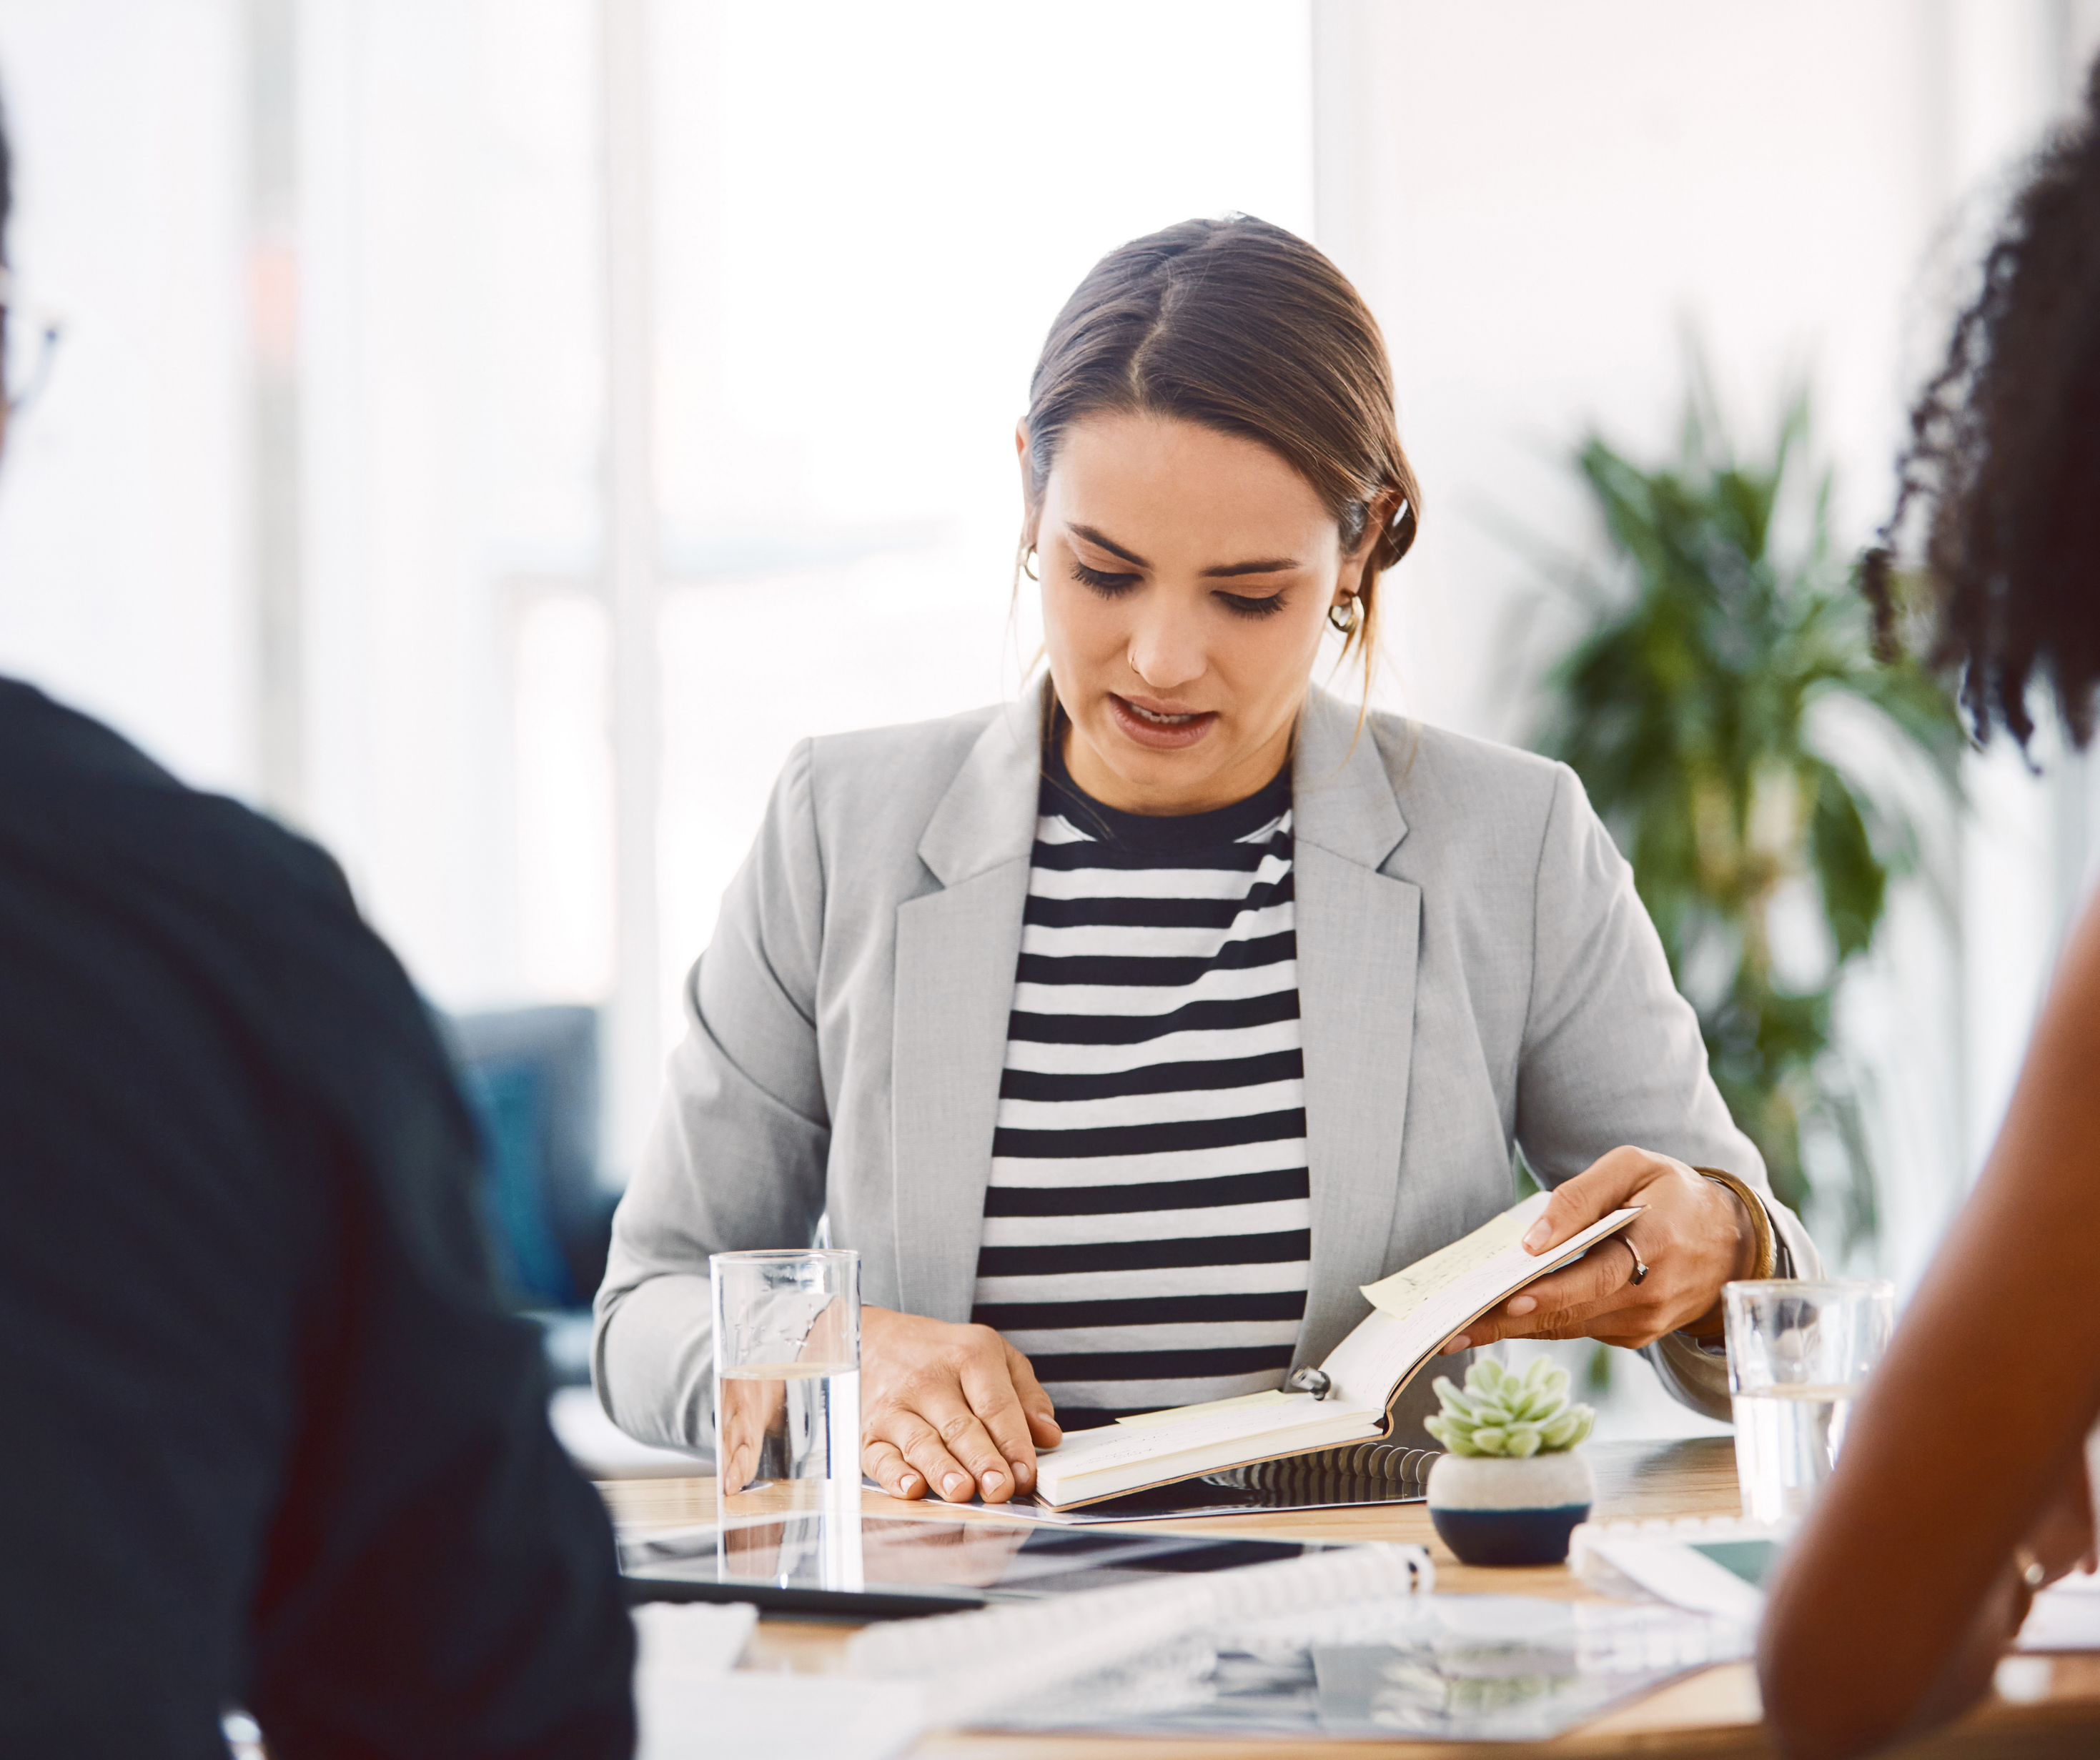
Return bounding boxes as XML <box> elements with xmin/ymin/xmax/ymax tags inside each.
<box><xmin>1021</xmin><ymin>214</ymin><xmax>1420</xmax><ymax>698</ymax></box>
<box><xmin>1864</xmin><ymin>57</ymin><xmax>2100</xmax><ymax>750</ymax></box>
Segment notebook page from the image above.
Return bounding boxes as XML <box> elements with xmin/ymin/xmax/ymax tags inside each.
<box><xmin>1358</xmin><ymin>1193</ymin><xmax>1551</xmax><ymax>1326</ymax></box>
<box><xmin>1116</xmin><ymin>1388</ymin><xmax>1294</xmax><ymax>1430</ymax></box>
<box><xmin>1038</xmin><ymin>1391</ymin><xmax>1378</xmax><ymax>1482</ymax></box>
<box><xmin>1321</xmin><ymin>1205</ymin><xmax>1642</xmax><ymax>1408</ymax></box>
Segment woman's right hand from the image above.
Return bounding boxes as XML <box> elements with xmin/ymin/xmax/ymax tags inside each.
<box><xmin>858</xmin><ymin>1307</ymin><xmax>1061</xmax><ymax>1503</ymax></box>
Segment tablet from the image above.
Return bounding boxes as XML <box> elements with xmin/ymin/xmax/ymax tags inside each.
<box><xmin>620</xmin><ymin>1509</ymin><xmax>1340</xmax><ymax>1620</ymax></box>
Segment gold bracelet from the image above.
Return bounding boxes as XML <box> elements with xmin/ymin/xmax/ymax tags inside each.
<box><xmin>1695</xmin><ymin>1166</ymin><xmax>1777</xmax><ymax>1281</ymax></box>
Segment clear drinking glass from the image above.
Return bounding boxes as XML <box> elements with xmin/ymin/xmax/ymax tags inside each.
<box><xmin>1724</xmin><ymin>1278</ymin><xmax>1893</xmax><ymax>1526</ymax></box>
<box><xmin>710</xmin><ymin>1248</ymin><xmax>861</xmax><ymax>1508</ymax></box>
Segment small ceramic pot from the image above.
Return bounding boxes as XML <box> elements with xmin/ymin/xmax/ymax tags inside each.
<box><xmin>1427</xmin><ymin>1449</ymin><xmax>1595</xmax><ymax>1566</ymax></box>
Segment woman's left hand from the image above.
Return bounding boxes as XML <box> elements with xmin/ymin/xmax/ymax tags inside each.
<box><xmin>1441</xmin><ymin>1147</ymin><xmax>1758</xmax><ymax>1354</ymax></box>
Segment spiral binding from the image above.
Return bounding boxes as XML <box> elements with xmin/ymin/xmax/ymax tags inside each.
<box><xmin>1202</xmin><ymin>1441</ymin><xmax>1441</xmax><ymax>1503</ymax></box>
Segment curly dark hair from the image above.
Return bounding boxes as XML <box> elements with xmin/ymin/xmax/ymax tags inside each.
<box><xmin>1863</xmin><ymin>56</ymin><xmax>2100</xmax><ymax>750</ymax></box>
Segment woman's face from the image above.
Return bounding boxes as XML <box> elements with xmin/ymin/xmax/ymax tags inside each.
<box><xmin>1025</xmin><ymin>409</ymin><xmax>1367</xmax><ymax>814</ymax></box>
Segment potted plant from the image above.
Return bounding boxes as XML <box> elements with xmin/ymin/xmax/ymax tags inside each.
<box><xmin>1424</xmin><ymin>1357</ymin><xmax>1595</xmax><ymax>1566</ymax></box>
<box><xmin>1528</xmin><ymin>382</ymin><xmax>1963</xmax><ymax>1258</ymax></box>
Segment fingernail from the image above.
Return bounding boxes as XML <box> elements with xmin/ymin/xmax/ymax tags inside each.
<box><xmin>1444</xmin><ymin>1336</ymin><xmax>1471</xmax><ymax>1354</ymax></box>
<box><xmin>899</xmin><ymin>1473</ymin><xmax>921</xmax><ymax>1495</ymax></box>
<box><xmin>1508</xmin><ymin>1296</ymin><xmax>1536</xmax><ymax>1315</ymax></box>
<box><xmin>1522</xmin><ymin>1223</ymin><xmax>1550</xmax><ymax>1251</ymax></box>
<box><xmin>1011</xmin><ymin>1458</ymin><xmax>1034</xmax><ymax>1488</ymax></box>
<box><xmin>982</xmin><ymin>1470</ymin><xmax>1006</xmax><ymax>1494</ymax></box>
<box><xmin>942</xmin><ymin>1472</ymin><xmax>969</xmax><ymax>1498</ymax></box>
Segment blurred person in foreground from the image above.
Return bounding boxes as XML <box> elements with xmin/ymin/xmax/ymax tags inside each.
<box><xmin>1759</xmin><ymin>57</ymin><xmax>2100</xmax><ymax>1760</ymax></box>
<box><xmin>0</xmin><ymin>106</ymin><xmax>635</xmax><ymax>1758</ymax></box>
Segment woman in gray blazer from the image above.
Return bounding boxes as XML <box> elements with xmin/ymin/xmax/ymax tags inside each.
<box><xmin>595</xmin><ymin>217</ymin><xmax>1818</xmax><ymax>1506</ymax></box>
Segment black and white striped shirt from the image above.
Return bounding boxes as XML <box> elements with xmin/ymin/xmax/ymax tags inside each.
<box><xmin>968</xmin><ymin>743</ymin><xmax>1310</xmax><ymax>1429</ymax></box>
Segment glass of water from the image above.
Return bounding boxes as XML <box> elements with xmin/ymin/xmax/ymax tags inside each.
<box><xmin>710</xmin><ymin>1248</ymin><xmax>861</xmax><ymax>1508</ymax></box>
<box><xmin>1724</xmin><ymin>1278</ymin><xmax>1893</xmax><ymax>1526</ymax></box>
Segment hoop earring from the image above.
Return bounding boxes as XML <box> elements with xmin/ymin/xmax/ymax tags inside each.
<box><xmin>1021</xmin><ymin>547</ymin><xmax>1039</xmax><ymax>581</ymax></box>
<box><xmin>1328</xmin><ymin>595</ymin><xmax>1362</xmax><ymax>637</ymax></box>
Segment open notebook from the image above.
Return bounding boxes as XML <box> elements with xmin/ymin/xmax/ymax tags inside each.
<box><xmin>1031</xmin><ymin>1193</ymin><xmax>1640</xmax><ymax>1509</ymax></box>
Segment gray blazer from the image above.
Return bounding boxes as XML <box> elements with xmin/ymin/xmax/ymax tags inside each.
<box><xmin>594</xmin><ymin>685</ymin><xmax>1818</xmax><ymax>1453</ymax></box>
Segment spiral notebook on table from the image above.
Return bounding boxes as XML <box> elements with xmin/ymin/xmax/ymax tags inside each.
<box><xmin>1030</xmin><ymin>1194</ymin><xmax>1640</xmax><ymax>1511</ymax></box>
<box><xmin>1012</xmin><ymin>1439</ymin><xmax>1443</xmax><ymax>1525</ymax></box>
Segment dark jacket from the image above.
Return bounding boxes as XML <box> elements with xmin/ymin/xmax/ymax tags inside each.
<box><xmin>0</xmin><ymin>677</ymin><xmax>635</xmax><ymax>1758</ymax></box>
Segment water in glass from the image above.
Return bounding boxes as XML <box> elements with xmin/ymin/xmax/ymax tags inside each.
<box><xmin>1723</xmin><ymin>1278</ymin><xmax>1890</xmax><ymax>1526</ymax></box>
<box><xmin>1730</xmin><ymin>1381</ymin><xmax>1861</xmax><ymax>1525</ymax></box>
<box><xmin>710</xmin><ymin>1247</ymin><xmax>860</xmax><ymax>1513</ymax></box>
<box><xmin>715</xmin><ymin>1361</ymin><xmax>861</xmax><ymax>1501</ymax></box>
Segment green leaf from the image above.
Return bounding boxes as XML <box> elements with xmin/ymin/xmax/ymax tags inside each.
<box><xmin>1424</xmin><ymin>1413</ymin><xmax>1468</xmax><ymax>1455</ymax></box>
<box><xmin>1431</xmin><ymin>1377</ymin><xmax>1477</xmax><ymax>1422</ymax></box>
<box><xmin>1540</xmin><ymin>1403</ymin><xmax>1595</xmax><ymax>1449</ymax></box>
<box><xmin>1806</xmin><ymin>765</ymin><xmax>1884</xmax><ymax>961</ymax></box>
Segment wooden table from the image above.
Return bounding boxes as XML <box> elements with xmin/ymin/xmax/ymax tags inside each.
<box><xmin>600</xmin><ymin>1438</ymin><xmax>2100</xmax><ymax>1758</ymax></box>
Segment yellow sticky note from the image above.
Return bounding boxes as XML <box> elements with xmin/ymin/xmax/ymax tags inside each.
<box><xmin>1359</xmin><ymin>1193</ymin><xmax>1549</xmax><ymax>1323</ymax></box>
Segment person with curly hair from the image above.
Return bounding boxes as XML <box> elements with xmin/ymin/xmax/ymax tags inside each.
<box><xmin>1759</xmin><ymin>55</ymin><xmax>2100</xmax><ymax>1760</ymax></box>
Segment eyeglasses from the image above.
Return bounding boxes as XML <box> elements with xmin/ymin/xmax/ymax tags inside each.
<box><xmin>0</xmin><ymin>267</ymin><xmax>65</xmax><ymax>417</ymax></box>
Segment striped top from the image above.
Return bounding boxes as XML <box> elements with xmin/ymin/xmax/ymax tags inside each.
<box><xmin>968</xmin><ymin>740</ymin><xmax>1310</xmax><ymax>1430</ymax></box>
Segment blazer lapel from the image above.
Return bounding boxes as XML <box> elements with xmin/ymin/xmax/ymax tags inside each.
<box><xmin>891</xmin><ymin>697</ymin><xmax>1041</xmax><ymax>1322</ymax></box>
<box><xmin>1291</xmin><ymin>692</ymin><xmax>1422</xmax><ymax>1366</ymax></box>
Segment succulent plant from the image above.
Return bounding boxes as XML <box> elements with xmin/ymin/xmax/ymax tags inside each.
<box><xmin>1425</xmin><ymin>1356</ymin><xmax>1595</xmax><ymax>1458</ymax></box>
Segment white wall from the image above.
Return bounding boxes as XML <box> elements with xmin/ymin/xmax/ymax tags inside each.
<box><xmin>0</xmin><ymin>0</ymin><xmax>251</xmax><ymax>795</ymax></box>
<box><xmin>297</xmin><ymin>0</ymin><xmax>603</xmax><ymax>1012</ymax></box>
<box><xmin>1312</xmin><ymin>0</ymin><xmax>2100</xmax><ymax>1282</ymax></box>
<box><xmin>1317</xmin><ymin>0</ymin><xmax>1982</xmax><ymax>738</ymax></box>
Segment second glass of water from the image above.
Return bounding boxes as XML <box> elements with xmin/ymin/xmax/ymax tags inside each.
<box><xmin>710</xmin><ymin>1248</ymin><xmax>860</xmax><ymax>1507</ymax></box>
<box><xmin>1724</xmin><ymin>1278</ymin><xmax>1893</xmax><ymax>1526</ymax></box>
